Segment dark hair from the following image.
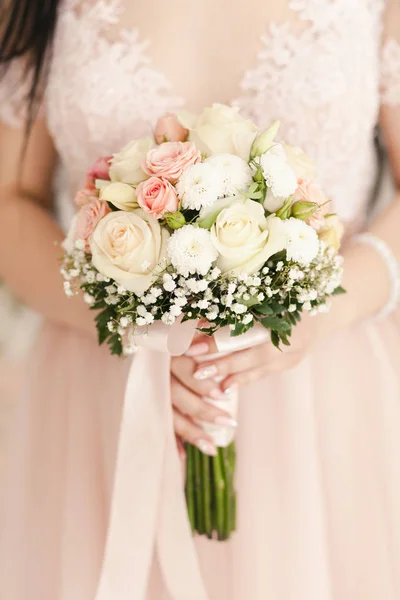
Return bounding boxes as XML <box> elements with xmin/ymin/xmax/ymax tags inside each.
<box><xmin>0</xmin><ymin>0</ymin><xmax>61</xmax><ymax>131</ymax></box>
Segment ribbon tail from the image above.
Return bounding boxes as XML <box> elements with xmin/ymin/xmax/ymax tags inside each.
<box><xmin>95</xmin><ymin>347</ymin><xmax>209</xmax><ymax>600</ymax></box>
<box><xmin>156</xmin><ymin>384</ymin><xmax>210</xmax><ymax>600</ymax></box>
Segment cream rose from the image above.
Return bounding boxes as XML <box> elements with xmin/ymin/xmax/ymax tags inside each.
<box><xmin>90</xmin><ymin>210</ymin><xmax>170</xmax><ymax>295</ymax></box>
<box><xmin>318</xmin><ymin>215</ymin><xmax>344</xmax><ymax>251</ymax></box>
<box><xmin>179</xmin><ymin>104</ymin><xmax>257</xmax><ymax>161</ymax></box>
<box><xmin>211</xmin><ymin>200</ymin><xmax>287</xmax><ymax>275</ymax></box>
<box><xmin>282</xmin><ymin>144</ymin><xmax>318</xmax><ymax>181</ymax></box>
<box><xmin>100</xmin><ymin>182</ymin><xmax>138</xmax><ymax>211</ymax></box>
<box><xmin>109</xmin><ymin>138</ymin><xmax>154</xmax><ymax>185</ymax></box>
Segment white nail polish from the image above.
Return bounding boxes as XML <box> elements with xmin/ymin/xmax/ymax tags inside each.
<box><xmin>196</xmin><ymin>440</ymin><xmax>217</xmax><ymax>456</ymax></box>
<box><xmin>224</xmin><ymin>383</ymin><xmax>238</xmax><ymax>395</ymax></box>
<box><xmin>194</xmin><ymin>365</ymin><xmax>218</xmax><ymax>381</ymax></box>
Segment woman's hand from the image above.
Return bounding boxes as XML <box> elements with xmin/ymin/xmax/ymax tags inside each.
<box><xmin>185</xmin><ymin>323</ymin><xmax>312</xmax><ymax>393</ymax></box>
<box><xmin>174</xmin><ymin>299</ymin><xmax>348</xmax><ymax>400</ymax></box>
<box><xmin>171</xmin><ymin>347</ymin><xmax>237</xmax><ymax>456</ymax></box>
<box><xmin>171</xmin><ymin>326</ymin><xmax>312</xmax><ymax>453</ymax></box>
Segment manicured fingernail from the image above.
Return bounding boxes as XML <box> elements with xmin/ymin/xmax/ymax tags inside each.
<box><xmin>196</xmin><ymin>439</ymin><xmax>217</xmax><ymax>456</ymax></box>
<box><xmin>194</xmin><ymin>364</ymin><xmax>218</xmax><ymax>380</ymax></box>
<box><xmin>185</xmin><ymin>342</ymin><xmax>209</xmax><ymax>357</ymax></box>
<box><xmin>224</xmin><ymin>383</ymin><xmax>238</xmax><ymax>395</ymax></box>
<box><xmin>214</xmin><ymin>416</ymin><xmax>238</xmax><ymax>428</ymax></box>
<box><xmin>208</xmin><ymin>388</ymin><xmax>227</xmax><ymax>401</ymax></box>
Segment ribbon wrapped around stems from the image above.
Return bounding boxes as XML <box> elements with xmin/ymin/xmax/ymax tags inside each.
<box><xmin>95</xmin><ymin>320</ymin><xmax>269</xmax><ymax>600</ymax></box>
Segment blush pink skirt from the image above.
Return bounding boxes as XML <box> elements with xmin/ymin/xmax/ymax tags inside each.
<box><xmin>1</xmin><ymin>313</ymin><xmax>400</xmax><ymax>600</ymax></box>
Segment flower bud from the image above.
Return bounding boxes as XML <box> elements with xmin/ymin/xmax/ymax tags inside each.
<box><xmin>165</xmin><ymin>211</ymin><xmax>186</xmax><ymax>229</ymax></box>
<box><xmin>154</xmin><ymin>113</ymin><xmax>188</xmax><ymax>144</ymax></box>
<box><xmin>275</xmin><ymin>197</ymin><xmax>293</xmax><ymax>220</ymax></box>
<box><xmin>250</xmin><ymin>120</ymin><xmax>280</xmax><ymax>159</ymax></box>
<box><xmin>291</xmin><ymin>201</ymin><xmax>318</xmax><ymax>221</ymax></box>
<box><xmin>100</xmin><ymin>182</ymin><xmax>137</xmax><ymax>211</ymax></box>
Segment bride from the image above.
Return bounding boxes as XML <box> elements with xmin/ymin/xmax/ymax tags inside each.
<box><xmin>1</xmin><ymin>1</ymin><xmax>400</xmax><ymax>598</ymax></box>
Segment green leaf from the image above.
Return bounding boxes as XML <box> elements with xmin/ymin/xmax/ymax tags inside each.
<box><xmin>280</xmin><ymin>333</ymin><xmax>291</xmax><ymax>346</ymax></box>
<box><xmin>248</xmin><ymin>190</ymin><xmax>264</xmax><ymax>200</ymax></box>
<box><xmin>247</xmin><ymin>182</ymin><xmax>259</xmax><ymax>194</ymax></box>
<box><xmin>95</xmin><ymin>306</ymin><xmax>115</xmax><ymax>345</ymax></box>
<box><xmin>97</xmin><ymin>324</ymin><xmax>109</xmax><ymax>346</ymax></box>
<box><xmin>197</xmin><ymin>210</ymin><xmax>220</xmax><ymax>230</ymax></box>
<box><xmin>254</xmin><ymin>303</ymin><xmax>274</xmax><ymax>316</ymax></box>
<box><xmin>270</xmin><ymin>330</ymin><xmax>280</xmax><ymax>349</ymax></box>
<box><xmin>255</xmin><ymin>300</ymin><xmax>284</xmax><ymax>317</ymax></box>
<box><xmin>109</xmin><ymin>334</ymin><xmax>123</xmax><ymax>356</ymax></box>
<box><xmin>260</xmin><ymin>316</ymin><xmax>291</xmax><ymax>333</ymax></box>
<box><xmin>332</xmin><ymin>285</ymin><xmax>346</xmax><ymax>295</ymax></box>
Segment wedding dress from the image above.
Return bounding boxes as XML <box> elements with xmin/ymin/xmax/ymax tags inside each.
<box><xmin>1</xmin><ymin>1</ymin><xmax>400</xmax><ymax>599</ymax></box>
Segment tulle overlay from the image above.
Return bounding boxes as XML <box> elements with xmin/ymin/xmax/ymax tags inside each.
<box><xmin>2</xmin><ymin>314</ymin><xmax>400</xmax><ymax>599</ymax></box>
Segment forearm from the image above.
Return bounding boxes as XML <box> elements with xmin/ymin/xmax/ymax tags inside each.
<box><xmin>315</xmin><ymin>189</ymin><xmax>400</xmax><ymax>341</ymax></box>
<box><xmin>0</xmin><ymin>193</ymin><xmax>95</xmax><ymax>338</ymax></box>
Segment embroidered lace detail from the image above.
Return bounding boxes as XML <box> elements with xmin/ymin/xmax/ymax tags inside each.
<box><xmin>233</xmin><ymin>1</ymin><xmax>386</xmax><ymax>221</ymax></box>
<box><xmin>2</xmin><ymin>0</ymin><xmax>397</xmax><ymax>227</ymax></box>
<box><xmin>46</xmin><ymin>0</ymin><xmax>184</xmax><ymax>190</ymax></box>
<box><xmin>380</xmin><ymin>39</ymin><xmax>400</xmax><ymax>106</ymax></box>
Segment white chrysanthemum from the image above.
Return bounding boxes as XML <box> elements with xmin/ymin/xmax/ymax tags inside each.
<box><xmin>260</xmin><ymin>144</ymin><xmax>298</xmax><ymax>200</ymax></box>
<box><xmin>177</xmin><ymin>163</ymin><xmax>225</xmax><ymax>210</ymax></box>
<box><xmin>205</xmin><ymin>154</ymin><xmax>253</xmax><ymax>197</ymax></box>
<box><xmin>285</xmin><ymin>218</ymin><xmax>319</xmax><ymax>266</ymax></box>
<box><xmin>167</xmin><ymin>225</ymin><xmax>218</xmax><ymax>277</ymax></box>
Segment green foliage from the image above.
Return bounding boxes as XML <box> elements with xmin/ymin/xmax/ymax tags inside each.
<box><xmin>332</xmin><ymin>285</ymin><xmax>346</xmax><ymax>295</ymax></box>
<box><xmin>276</xmin><ymin>197</ymin><xmax>293</xmax><ymax>220</ymax></box>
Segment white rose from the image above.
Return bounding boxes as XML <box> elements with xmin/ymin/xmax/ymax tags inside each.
<box><xmin>282</xmin><ymin>143</ymin><xmax>318</xmax><ymax>181</ymax></box>
<box><xmin>211</xmin><ymin>200</ymin><xmax>287</xmax><ymax>275</ymax></box>
<box><xmin>109</xmin><ymin>138</ymin><xmax>154</xmax><ymax>185</ymax></box>
<box><xmin>100</xmin><ymin>182</ymin><xmax>138</xmax><ymax>210</ymax></box>
<box><xmin>198</xmin><ymin>196</ymin><xmax>247</xmax><ymax>223</ymax></box>
<box><xmin>179</xmin><ymin>104</ymin><xmax>257</xmax><ymax>161</ymax></box>
<box><xmin>90</xmin><ymin>210</ymin><xmax>169</xmax><ymax>295</ymax></box>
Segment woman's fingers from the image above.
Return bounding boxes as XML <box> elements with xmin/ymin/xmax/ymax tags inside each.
<box><xmin>172</xmin><ymin>410</ymin><xmax>217</xmax><ymax>456</ymax></box>
<box><xmin>171</xmin><ymin>355</ymin><xmax>228</xmax><ymax>400</ymax></box>
<box><xmin>220</xmin><ymin>350</ymin><xmax>306</xmax><ymax>391</ymax></box>
<box><xmin>184</xmin><ymin>333</ymin><xmax>218</xmax><ymax>357</ymax></box>
<box><xmin>192</xmin><ymin>344</ymin><xmax>268</xmax><ymax>381</ymax></box>
<box><xmin>171</xmin><ymin>375</ymin><xmax>237</xmax><ymax>426</ymax></box>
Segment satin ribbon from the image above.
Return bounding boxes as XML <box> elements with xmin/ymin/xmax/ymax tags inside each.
<box><xmin>95</xmin><ymin>322</ymin><xmax>268</xmax><ymax>600</ymax></box>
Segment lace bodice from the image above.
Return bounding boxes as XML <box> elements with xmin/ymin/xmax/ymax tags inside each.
<box><xmin>1</xmin><ymin>0</ymin><xmax>400</xmax><ymax>225</ymax></box>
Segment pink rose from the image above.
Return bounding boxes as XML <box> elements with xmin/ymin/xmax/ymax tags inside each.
<box><xmin>74</xmin><ymin>188</ymin><xmax>99</xmax><ymax>207</ymax></box>
<box><xmin>293</xmin><ymin>179</ymin><xmax>328</xmax><ymax>231</ymax></box>
<box><xmin>75</xmin><ymin>198</ymin><xmax>111</xmax><ymax>251</ymax></box>
<box><xmin>86</xmin><ymin>156</ymin><xmax>112</xmax><ymax>188</ymax></box>
<box><xmin>142</xmin><ymin>142</ymin><xmax>200</xmax><ymax>183</ymax></box>
<box><xmin>154</xmin><ymin>113</ymin><xmax>188</xmax><ymax>144</ymax></box>
<box><xmin>136</xmin><ymin>176</ymin><xmax>179</xmax><ymax>219</ymax></box>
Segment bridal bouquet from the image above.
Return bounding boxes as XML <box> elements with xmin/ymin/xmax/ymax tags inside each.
<box><xmin>61</xmin><ymin>104</ymin><xmax>344</xmax><ymax>540</ymax></box>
